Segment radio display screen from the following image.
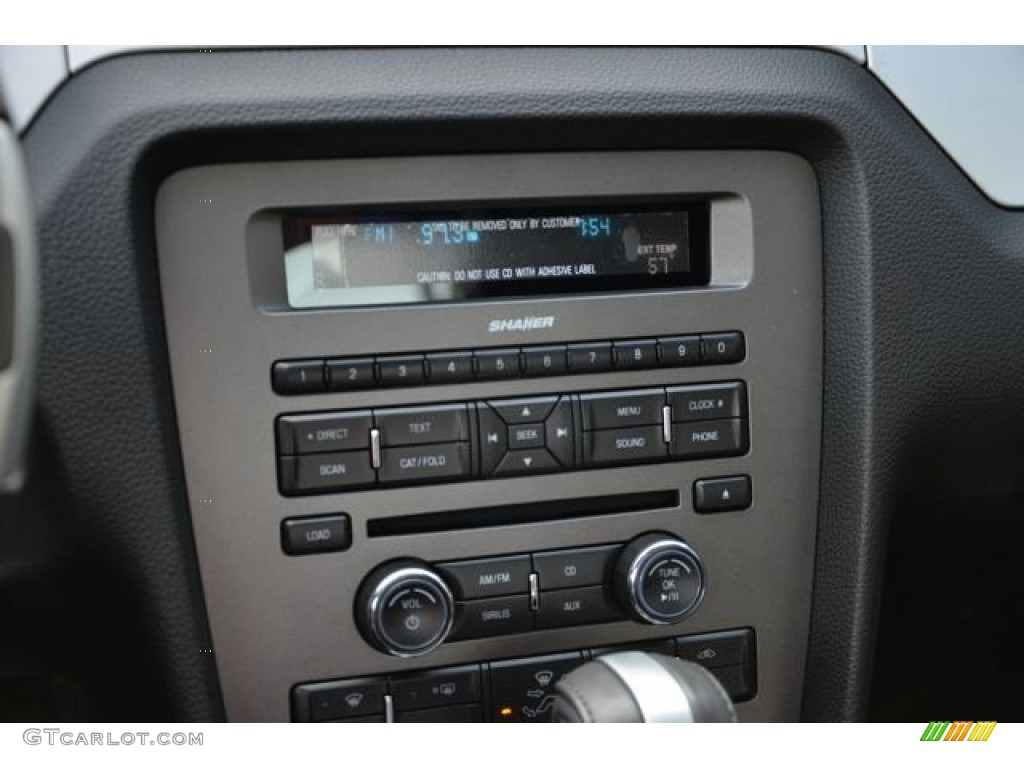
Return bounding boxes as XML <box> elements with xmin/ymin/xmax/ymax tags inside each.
<box><xmin>282</xmin><ymin>203</ymin><xmax>710</xmax><ymax>308</ymax></box>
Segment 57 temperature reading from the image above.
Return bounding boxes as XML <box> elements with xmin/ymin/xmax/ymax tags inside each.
<box><xmin>647</xmin><ymin>256</ymin><xmax>673</xmax><ymax>274</ymax></box>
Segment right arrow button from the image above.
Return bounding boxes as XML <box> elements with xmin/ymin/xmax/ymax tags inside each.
<box><xmin>543</xmin><ymin>396</ymin><xmax>575</xmax><ymax>469</ymax></box>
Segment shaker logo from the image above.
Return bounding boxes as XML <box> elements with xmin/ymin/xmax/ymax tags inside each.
<box><xmin>487</xmin><ymin>316</ymin><xmax>556</xmax><ymax>333</ymax></box>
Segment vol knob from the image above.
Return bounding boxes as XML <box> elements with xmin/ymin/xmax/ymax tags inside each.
<box><xmin>614</xmin><ymin>533</ymin><xmax>705</xmax><ymax>625</ymax></box>
<box><xmin>356</xmin><ymin>560</ymin><xmax>454</xmax><ymax>657</ymax></box>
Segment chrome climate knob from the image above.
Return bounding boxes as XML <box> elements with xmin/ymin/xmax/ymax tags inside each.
<box><xmin>355</xmin><ymin>560</ymin><xmax>455</xmax><ymax>657</ymax></box>
<box><xmin>613</xmin><ymin>533</ymin><xmax>706</xmax><ymax>625</ymax></box>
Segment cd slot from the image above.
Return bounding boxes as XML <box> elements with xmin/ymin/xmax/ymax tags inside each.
<box><xmin>366</xmin><ymin>490</ymin><xmax>679</xmax><ymax>538</ymax></box>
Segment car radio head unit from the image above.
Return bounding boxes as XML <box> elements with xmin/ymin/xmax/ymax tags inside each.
<box><xmin>282</xmin><ymin>202</ymin><xmax>710</xmax><ymax>308</ymax></box>
<box><xmin>156</xmin><ymin>151</ymin><xmax>822</xmax><ymax>722</ymax></box>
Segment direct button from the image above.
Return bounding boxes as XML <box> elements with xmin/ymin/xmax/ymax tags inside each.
<box><xmin>281</xmin><ymin>514</ymin><xmax>351</xmax><ymax>556</ymax></box>
<box><xmin>378</xmin><ymin>443</ymin><xmax>470</xmax><ymax>486</ymax></box>
<box><xmin>533</xmin><ymin>545</ymin><xmax>621</xmax><ymax>590</ymax></box>
<box><xmin>438</xmin><ymin>555</ymin><xmax>532</xmax><ymax>599</ymax></box>
<box><xmin>276</xmin><ymin>411</ymin><xmax>372</xmax><ymax>455</ymax></box>
<box><xmin>278</xmin><ymin>452</ymin><xmax>376</xmax><ymax>495</ymax></box>
<box><xmin>584</xmin><ymin>425</ymin><xmax>667</xmax><ymax>467</ymax></box>
<box><xmin>375</xmin><ymin>404</ymin><xmax>469</xmax><ymax>446</ymax></box>
<box><xmin>581</xmin><ymin>389</ymin><xmax>665</xmax><ymax>430</ymax></box>
<box><xmin>667</xmin><ymin>382</ymin><xmax>747</xmax><ymax>422</ymax></box>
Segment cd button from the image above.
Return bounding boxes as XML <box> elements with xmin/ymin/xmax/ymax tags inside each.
<box><xmin>276</xmin><ymin>411</ymin><xmax>372</xmax><ymax>454</ymax></box>
<box><xmin>658</xmin><ymin>336</ymin><xmax>701</xmax><ymax>368</ymax></box>
<box><xmin>375</xmin><ymin>404</ymin><xmax>469</xmax><ymax>446</ymax></box>
<box><xmin>487</xmin><ymin>395</ymin><xmax>558</xmax><ymax>424</ymax></box>
<box><xmin>508</xmin><ymin>422</ymin><xmax>545</xmax><ymax>450</ymax></box>
<box><xmin>583</xmin><ymin>425</ymin><xmax>667</xmax><ymax>467</ymax></box>
<box><xmin>667</xmin><ymin>382</ymin><xmax>747</xmax><ymax>422</ymax></box>
<box><xmin>533</xmin><ymin>545</ymin><xmax>620</xmax><ymax>590</ymax></box>
<box><xmin>426</xmin><ymin>351</ymin><xmax>475</xmax><ymax>384</ymax></box>
<box><xmin>378</xmin><ymin>443</ymin><xmax>470</xmax><ymax>485</ymax></box>
<box><xmin>377</xmin><ymin>355</ymin><xmax>427</xmax><ymax>386</ymax></box>
<box><xmin>613</xmin><ymin>339</ymin><xmax>658</xmax><ymax>369</ymax></box>
<box><xmin>475</xmin><ymin>348</ymin><xmax>522</xmax><ymax>379</ymax></box>
<box><xmin>493</xmin><ymin>448</ymin><xmax>560</xmax><ymax>477</ymax></box>
<box><xmin>581</xmin><ymin>389</ymin><xmax>665</xmax><ymax>430</ymax></box>
<box><xmin>325</xmin><ymin>358</ymin><xmax>376</xmax><ymax>391</ymax></box>
<box><xmin>522</xmin><ymin>345</ymin><xmax>568</xmax><ymax>377</ymax></box>
<box><xmin>670</xmin><ymin>419</ymin><xmax>747</xmax><ymax>458</ymax></box>
<box><xmin>567</xmin><ymin>342</ymin><xmax>614</xmax><ymax>373</ymax></box>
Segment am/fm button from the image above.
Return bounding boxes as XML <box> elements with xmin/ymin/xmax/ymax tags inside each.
<box><xmin>437</xmin><ymin>555</ymin><xmax>532</xmax><ymax>599</ymax></box>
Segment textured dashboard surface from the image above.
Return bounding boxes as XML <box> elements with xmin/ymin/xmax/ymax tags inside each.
<box><xmin>19</xmin><ymin>47</ymin><xmax>1024</xmax><ymax>721</ymax></box>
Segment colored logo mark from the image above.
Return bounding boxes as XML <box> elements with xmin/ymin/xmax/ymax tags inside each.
<box><xmin>920</xmin><ymin>721</ymin><xmax>997</xmax><ymax>742</ymax></box>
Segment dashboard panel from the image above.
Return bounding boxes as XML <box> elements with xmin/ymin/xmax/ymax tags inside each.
<box><xmin>5</xmin><ymin>46</ymin><xmax>1024</xmax><ymax>724</ymax></box>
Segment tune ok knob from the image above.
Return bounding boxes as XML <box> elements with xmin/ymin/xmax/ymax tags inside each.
<box><xmin>614</xmin><ymin>533</ymin><xmax>706</xmax><ymax>625</ymax></box>
<box><xmin>356</xmin><ymin>560</ymin><xmax>455</xmax><ymax>657</ymax></box>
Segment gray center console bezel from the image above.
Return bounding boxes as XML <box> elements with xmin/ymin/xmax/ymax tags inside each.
<box><xmin>155</xmin><ymin>150</ymin><xmax>822</xmax><ymax>722</ymax></box>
